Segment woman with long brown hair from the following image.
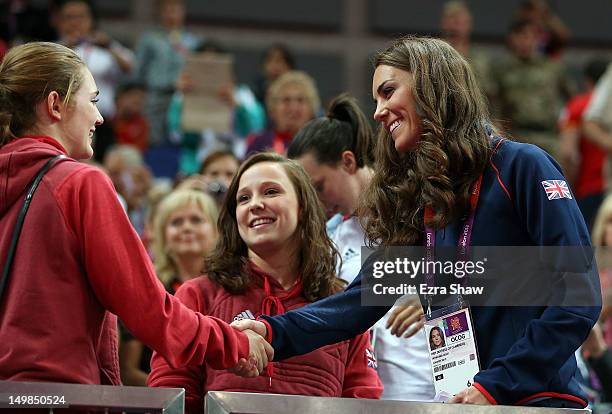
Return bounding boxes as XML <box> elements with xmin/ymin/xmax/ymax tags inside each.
<box><xmin>233</xmin><ymin>36</ymin><xmax>601</xmax><ymax>408</ymax></box>
<box><xmin>148</xmin><ymin>152</ymin><xmax>382</xmax><ymax>414</ymax></box>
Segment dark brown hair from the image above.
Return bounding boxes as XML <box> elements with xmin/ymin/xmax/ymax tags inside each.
<box><xmin>360</xmin><ymin>36</ymin><xmax>493</xmax><ymax>246</ymax></box>
<box><xmin>0</xmin><ymin>42</ymin><xmax>85</xmax><ymax>145</ymax></box>
<box><xmin>205</xmin><ymin>152</ymin><xmax>345</xmax><ymax>301</ymax></box>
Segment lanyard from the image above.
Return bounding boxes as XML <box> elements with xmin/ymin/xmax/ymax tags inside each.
<box><xmin>423</xmin><ymin>174</ymin><xmax>483</xmax><ymax>315</ymax></box>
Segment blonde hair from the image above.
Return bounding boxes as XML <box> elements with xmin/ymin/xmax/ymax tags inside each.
<box><xmin>0</xmin><ymin>42</ymin><xmax>85</xmax><ymax>145</ymax></box>
<box><xmin>153</xmin><ymin>190</ymin><xmax>219</xmax><ymax>285</ymax></box>
<box><xmin>266</xmin><ymin>70</ymin><xmax>321</xmax><ymax>116</ymax></box>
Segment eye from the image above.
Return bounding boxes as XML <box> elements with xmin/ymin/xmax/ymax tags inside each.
<box><xmin>190</xmin><ymin>216</ymin><xmax>204</xmax><ymax>225</ymax></box>
<box><xmin>237</xmin><ymin>194</ymin><xmax>250</xmax><ymax>204</ymax></box>
<box><xmin>91</xmin><ymin>98</ymin><xmax>99</xmax><ymax>104</ymax></box>
<box><xmin>170</xmin><ymin>217</ymin><xmax>184</xmax><ymax>227</ymax></box>
<box><xmin>265</xmin><ymin>187</ymin><xmax>280</xmax><ymax>196</ymax></box>
<box><xmin>382</xmin><ymin>87</ymin><xmax>394</xmax><ymax>98</ymax></box>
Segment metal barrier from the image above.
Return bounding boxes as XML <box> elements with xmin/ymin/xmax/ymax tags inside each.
<box><xmin>205</xmin><ymin>391</ymin><xmax>591</xmax><ymax>414</ymax></box>
<box><xmin>0</xmin><ymin>380</ymin><xmax>184</xmax><ymax>413</ymax></box>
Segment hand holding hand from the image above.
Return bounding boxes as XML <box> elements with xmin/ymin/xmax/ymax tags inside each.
<box><xmin>231</xmin><ymin>318</ymin><xmax>268</xmax><ymax>338</ymax></box>
<box><xmin>229</xmin><ymin>328</ymin><xmax>273</xmax><ymax>377</ymax></box>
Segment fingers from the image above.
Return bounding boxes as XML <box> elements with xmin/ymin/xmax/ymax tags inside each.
<box><xmin>385</xmin><ymin>306</ymin><xmax>402</xmax><ymax>329</ymax></box>
<box><xmin>387</xmin><ymin>305</ymin><xmax>425</xmax><ymax>337</ymax></box>
<box><xmin>448</xmin><ymin>386</ymin><xmax>489</xmax><ymax>404</ymax></box>
<box><xmin>449</xmin><ymin>388</ymin><xmax>467</xmax><ymax>403</ymax></box>
<box><xmin>231</xmin><ymin>319</ymin><xmax>268</xmax><ymax>338</ymax></box>
<box><xmin>229</xmin><ymin>358</ymin><xmax>259</xmax><ymax>377</ymax></box>
<box><xmin>243</xmin><ymin>328</ymin><xmax>273</xmax><ymax>374</ymax></box>
<box><xmin>403</xmin><ymin>318</ymin><xmax>425</xmax><ymax>338</ymax></box>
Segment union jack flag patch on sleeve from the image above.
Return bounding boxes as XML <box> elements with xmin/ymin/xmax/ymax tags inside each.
<box><xmin>541</xmin><ymin>180</ymin><xmax>572</xmax><ymax>200</ymax></box>
<box><xmin>366</xmin><ymin>348</ymin><xmax>378</xmax><ymax>369</ymax></box>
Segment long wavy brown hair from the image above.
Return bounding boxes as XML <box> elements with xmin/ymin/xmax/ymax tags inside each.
<box><xmin>360</xmin><ymin>36</ymin><xmax>493</xmax><ymax>246</ymax></box>
<box><xmin>205</xmin><ymin>152</ymin><xmax>345</xmax><ymax>301</ymax></box>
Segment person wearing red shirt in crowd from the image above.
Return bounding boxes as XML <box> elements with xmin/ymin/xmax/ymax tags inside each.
<box><xmin>559</xmin><ymin>58</ymin><xmax>609</xmax><ymax>230</ymax></box>
<box><xmin>112</xmin><ymin>82</ymin><xmax>149</xmax><ymax>152</ymax></box>
<box><xmin>148</xmin><ymin>152</ymin><xmax>382</xmax><ymax>414</ymax></box>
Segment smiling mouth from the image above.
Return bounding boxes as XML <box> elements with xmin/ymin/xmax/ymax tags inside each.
<box><xmin>250</xmin><ymin>217</ymin><xmax>275</xmax><ymax>228</ymax></box>
<box><xmin>389</xmin><ymin>120</ymin><xmax>400</xmax><ymax>134</ymax></box>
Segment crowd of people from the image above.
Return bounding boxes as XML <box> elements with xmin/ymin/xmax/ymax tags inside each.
<box><xmin>1</xmin><ymin>0</ymin><xmax>612</xmax><ymax>413</ymax></box>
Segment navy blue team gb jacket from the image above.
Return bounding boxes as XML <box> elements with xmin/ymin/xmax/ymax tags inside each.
<box><xmin>261</xmin><ymin>139</ymin><xmax>601</xmax><ymax>406</ymax></box>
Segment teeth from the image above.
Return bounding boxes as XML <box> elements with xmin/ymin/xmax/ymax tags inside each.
<box><xmin>251</xmin><ymin>218</ymin><xmax>274</xmax><ymax>227</ymax></box>
<box><xmin>390</xmin><ymin>121</ymin><xmax>400</xmax><ymax>133</ymax></box>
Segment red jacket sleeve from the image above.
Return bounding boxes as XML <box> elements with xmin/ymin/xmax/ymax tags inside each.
<box><xmin>148</xmin><ymin>282</ymin><xmax>209</xmax><ymax>414</ymax></box>
<box><xmin>55</xmin><ymin>166</ymin><xmax>249</xmax><ymax>370</ymax></box>
<box><xmin>341</xmin><ymin>330</ymin><xmax>383</xmax><ymax>399</ymax></box>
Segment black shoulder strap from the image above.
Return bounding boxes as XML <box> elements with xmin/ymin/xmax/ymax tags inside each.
<box><xmin>0</xmin><ymin>154</ymin><xmax>67</xmax><ymax>303</ymax></box>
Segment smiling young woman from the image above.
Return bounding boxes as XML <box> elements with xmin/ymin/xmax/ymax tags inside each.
<box><xmin>148</xmin><ymin>152</ymin><xmax>382</xmax><ymax>413</ymax></box>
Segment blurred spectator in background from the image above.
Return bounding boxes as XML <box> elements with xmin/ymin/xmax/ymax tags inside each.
<box><xmin>492</xmin><ymin>19</ymin><xmax>572</xmax><ymax>159</ymax></box>
<box><xmin>246</xmin><ymin>71</ymin><xmax>319</xmax><ymax>156</ymax></box>
<box><xmin>584</xmin><ymin>196</ymin><xmax>612</xmax><ymax>402</ymax></box>
<box><xmin>515</xmin><ymin>0</ymin><xmax>570</xmax><ymax>59</ymax></box>
<box><xmin>168</xmin><ymin>40</ymin><xmax>265</xmax><ymax>175</ymax></box>
<box><xmin>56</xmin><ymin>0</ymin><xmax>134</xmax><ymax>161</ymax></box>
<box><xmin>103</xmin><ymin>144</ymin><xmax>153</xmax><ymax>236</ymax></box>
<box><xmin>439</xmin><ymin>1</ymin><xmax>495</xmax><ymax>101</ymax></box>
<box><xmin>558</xmin><ymin>58</ymin><xmax>609</xmax><ymax>230</ymax></box>
<box><xmin>200</xmin><ymin>150</ymin><xmax>240</xmax><ymax>191</ymax></box>
<box><xmin>580</xmin><ymin>323</ymin><xmax>612</xmax><ymax>403</ymax></box>
<box><xmin>0</xmin><ymin>0</ymin><xmax>58</xmax><ymax>45</ymax></box>
<box><xmin>592</xmin><ymin>195</ymin><xmax>612</xmax><ymax>339</ymax></box>
<box><xmin>252</xmin><ymin>43</ymin><xmax>296</xmax><ymax>112</ymax></box>
<box><xmin>120</xmin><ymin>189</ymin><xmax>219</xmax><ymax>385</ymax></box>
<box><xmin>176</xmin><ymin>150</ymin><xmax>240</xmax><ymax>209</ymax></box>
<box><xmin>112</xmin><ymin>82</ymin><xmax>149</xmax><ymax>153</ymax></box>
<box><xmin>135</xmin><ymin>0</ymin><xmax>201</xmax><ymax>147</ymax></box>
<box><xmin>584</xmin><ymin>62</ymin><xmax>612</xmax><ymax>177</ymax></box>
<box><xmin>57</xmin><ymin>0</ymin><xmax>134</xmax><ymax>115</ymax></box>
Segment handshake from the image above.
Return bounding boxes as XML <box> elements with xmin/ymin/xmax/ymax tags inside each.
<box><xmin>230</xmin><ymin>319</ymin><xmax>273</xmax><ymax>377</ymax></box>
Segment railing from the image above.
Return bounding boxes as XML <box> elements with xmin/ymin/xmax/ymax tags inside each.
<box><xmin>0</xmin><ymin>380</ymin><xmax>184</xmax><ymax>413</ymax></box>
<box><xmin>205</xmin><ymin>391</ymin><xmax>592</xmax><ymax>414</ymax></box>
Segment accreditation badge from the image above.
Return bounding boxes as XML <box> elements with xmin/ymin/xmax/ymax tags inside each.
<box><xmin>424</xmin><ymin>301</ymin><xmax>480</xmax><ymax>401</ymax></box>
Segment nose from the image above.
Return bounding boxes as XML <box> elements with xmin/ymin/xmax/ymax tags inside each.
<box><xmin>373</xmin><ymin>102</ymin><xmax>387</xmax><ymax>122</ymax></box>
<box><xmin>96</xmin><ymin>108</ymin><xmax>104</xmax><ymax>126</ymax></box>
<box><xmin>249</xmin><ymin>196</ymin><xmax>265</xmax><ymax>212</ymax></box>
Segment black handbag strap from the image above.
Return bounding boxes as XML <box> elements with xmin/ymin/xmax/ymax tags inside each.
<box><xmin>0</xmin><ymin>154</ymin><xmax>66</xmax><ymax>302</ymax></box>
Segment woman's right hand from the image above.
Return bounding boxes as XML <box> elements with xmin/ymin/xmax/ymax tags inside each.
<box><xmin>230</xmin><ymin>322</ymin><xmax>272</xmax><ymax>377</ymax></box>
<box><xmin>386</xmin><ymin>296</ymin><xmax>425</xmax><ymax>337</ymax></box>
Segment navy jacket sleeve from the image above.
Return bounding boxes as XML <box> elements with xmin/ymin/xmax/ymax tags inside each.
<box><xmin>474</xmin><ymin>143</ymin><xmax>601</xmax><ymax>404</ymax></box>
<box><xmin>261</xmin><ymin>255</ymin><xmax>390</xmax><ymax>361</ymax></box>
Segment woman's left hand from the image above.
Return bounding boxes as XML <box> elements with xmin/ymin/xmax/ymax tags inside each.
<box><xmin>385</xmin><ymin>296</ymin><xmax>424</xmax><ymax>337</ymax></box>
<box><xmin>449</xmin><ymin>386</ymin><xmax>491</xmax><ymax>404</ymax></box>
